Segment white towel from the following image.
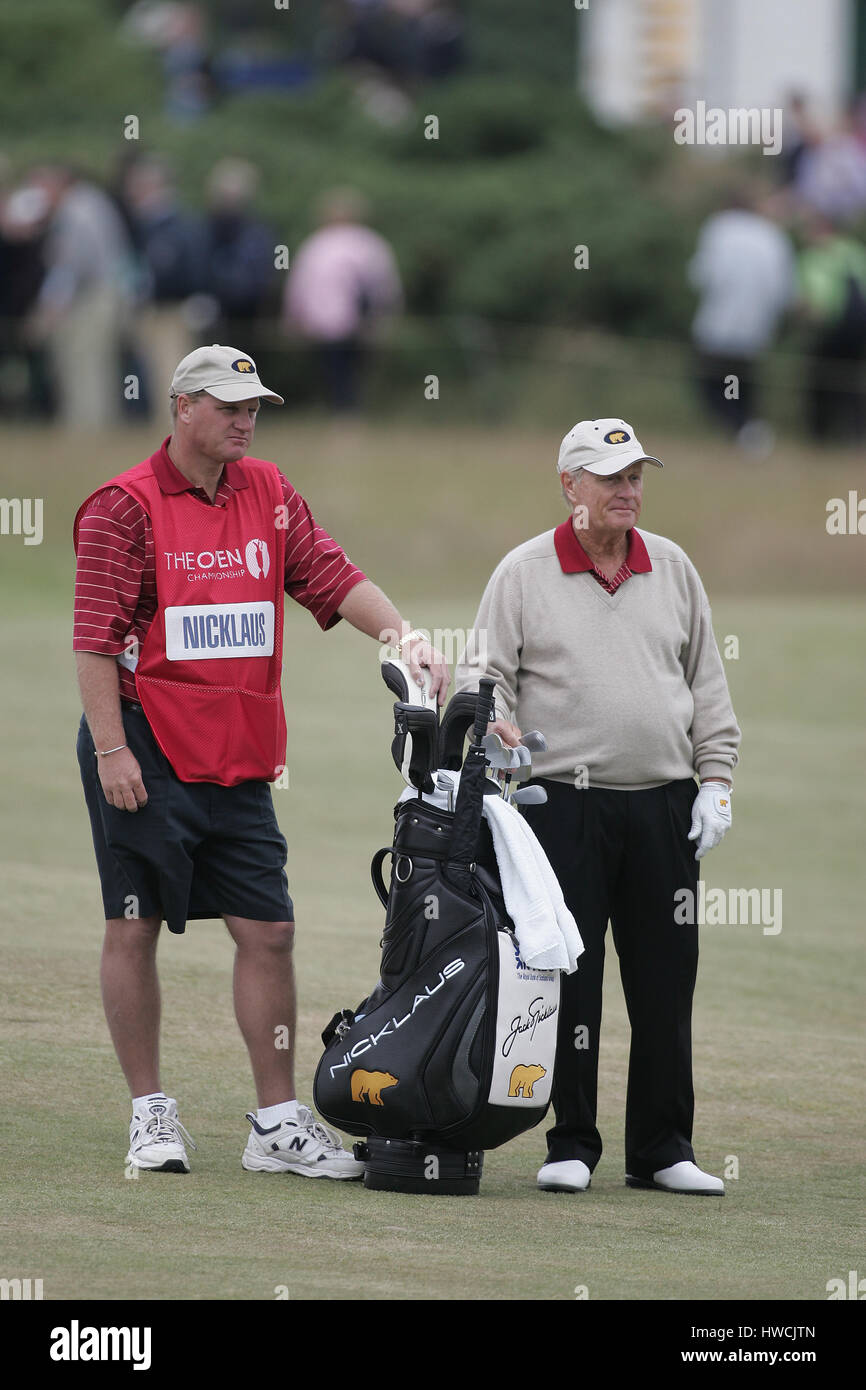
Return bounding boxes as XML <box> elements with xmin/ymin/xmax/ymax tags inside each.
<box><xmin>397</xmin><ymin>776</ymin><xmax>583</xmax><ymax>974</ymax></box>
<box><xmin>482</xmin><ymin>794</ymin><xmax>583</xmax><ymax>973</ymax></box>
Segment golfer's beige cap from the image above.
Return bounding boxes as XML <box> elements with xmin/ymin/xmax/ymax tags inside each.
<box><xmin>170</xmin><ymin>344</ymin><xmax>284</xmax><ymax>405</ymax></box>
<box><xmin>557</xmin><ymin>418</ymin><xmax>663</xmax><ymax>475</ymax></box>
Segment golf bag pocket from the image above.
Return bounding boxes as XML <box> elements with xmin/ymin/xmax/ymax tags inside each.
<box><xmin>487</xmin><ymin>931</ymin><xmax>558</xmax><ymax>1111</ymax></box>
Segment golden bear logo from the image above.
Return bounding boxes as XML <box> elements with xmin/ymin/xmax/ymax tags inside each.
<box><xmin>604</xmin><ymin>429</ymin><xmax>629</xmax><ymax>445</ymax></box>
<box><xmin>508</xmin><ymin>1063</ymin><xmax>547</xmax><ymax>1098</ymax></box>
<box><xmin>232</xmin><ymin>358</ymin><xmax>255</xmax><ymax>374</ymax></box>
<box><xmin>351</xmin><ymin>1069</ymin><xmax>399</xmax><ymax>1106</ymax></box>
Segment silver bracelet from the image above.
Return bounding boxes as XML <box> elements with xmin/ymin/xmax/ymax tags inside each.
<box><xmin>96</xmin><ymin>744</ymin><xmax>128</xmax><ymax>757</ymax></box>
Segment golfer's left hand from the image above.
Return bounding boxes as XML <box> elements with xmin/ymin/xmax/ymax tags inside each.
<box><xmin>403</xmin><ymin>637</ymin><xmax>450</xmax><ymax>707</ymax></box>
<box><xmin>688</xmin><ymin>782</ymin><xmax>732</xmax><ymax>860</ymax></box>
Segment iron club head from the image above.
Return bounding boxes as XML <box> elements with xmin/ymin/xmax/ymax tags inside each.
<box><xmin>519</xmin><ymin>730</ymin><xmax>547</xmax><ymax>754</ymax></box>
<box><xmin>510</xmin><ymin>785</ymin><xmax>548</xmax><ymax>806</ymax></box>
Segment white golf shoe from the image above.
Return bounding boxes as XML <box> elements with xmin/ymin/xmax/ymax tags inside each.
<box><xmin>626</xmin><ymin>1161</ymin><xmax>724</xmax><ymax>1195</ymax></box>
<box><xmin>242</xmin><ymin>1105</ymin><xmax>364</xmax><ymax>1180</ymax></box>
<box><xmin>537</xmin><ymin>1159</ymin><xmax>592</xmax><ymax>1192</ymax></box>
<box><xmin>127</xmin><ymin>1097</ymin><xmax>196</xmax><ymax>1173</ymax></box>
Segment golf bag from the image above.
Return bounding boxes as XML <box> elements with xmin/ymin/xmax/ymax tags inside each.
<box><xmin>313</xmin><ymin>676</ymin><xmax>561</xmax><ymax>1194</ymax></box>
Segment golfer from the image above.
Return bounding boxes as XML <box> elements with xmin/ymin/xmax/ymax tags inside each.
<box><xmin>73</xmin><ymin>344</ymin><xmax>449</xmax><ymax>1178</ymax></box>
<box><xmin>455</xmin><ymin>418</ymin><xmax>740</xmax><ymax>1195</ymax></box>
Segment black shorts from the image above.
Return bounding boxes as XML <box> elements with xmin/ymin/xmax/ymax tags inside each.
<box><xmin>77</xmin><ymin>704</ymin><xmax>293</xmax><ymax>934</ymax></box>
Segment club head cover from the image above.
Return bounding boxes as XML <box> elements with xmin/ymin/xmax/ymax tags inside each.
<box><xmin>392</xmin><ymin>702</ymin><xmax>439</xmax><ymax>793</ymax></box>
<box><xmin>380</xmin><ymin>657</ymin><xmax>438</xmax><ymax>719</ymax></box>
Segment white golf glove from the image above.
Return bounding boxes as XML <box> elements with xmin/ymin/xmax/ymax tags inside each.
<box><xmin>688</xmin><ymin>782</ymin><xmax>732</xmax><ymax>861</ymax></box>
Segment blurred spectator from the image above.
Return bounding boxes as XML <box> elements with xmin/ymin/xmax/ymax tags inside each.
<box><xmin>162</xmin><ymin>3</ymin><xmax>212</xmax><ymax>118</ymax></box>
<box><xmin>120</xmin><ymin>154</ymin><xmax>200</xmax><ymax>415</ymax></box>
<box><xmin>409</xmin><ymin>0</ymin><xmax>464</xmax><ymax>79</ymax></box>
<box><xmin>688</xmin><ymin>186</ymin><xmax>795</xmax><ymax>451</ymax></box>
<box><xmin>23</xmin><ymin>166</ymin><xmax>135</xmax><ymax>428</ymax></box>
<box><xmin>121</xmin><ymin>2</ymin><xmax>213</xmax><ymax>120</ymax></box>
<box><xmin>778</xmin><ymin>91</ymin><xmax>821</xmax><ymax>188</ymax></box>
<box><xmin>0</xmin><ymin>160</ymin><xmax>53</xmax><ymax>417</ymax></box>
<box><xmin>198</xmin><ymin>158</ymin><xmax>277</xmax><ymax>352</ymax></box>
<box><xmin>341</xmin><ymin>0</ymin><xmax>464</xmax><ymax>83</ymax></box>
<box><xmin>797</xmin><ymin>212</ymin><xmax>866</xmax><ymax>443</ymax></box>
<box><xmin>283</xmin><ymin>187</ymin><xmax>403</xmax><ymax>413</ymax></box>
<box><xmin>792</xmin><ymin>107</ymin><xmax>866</xmax><ymax>224</ymax></box>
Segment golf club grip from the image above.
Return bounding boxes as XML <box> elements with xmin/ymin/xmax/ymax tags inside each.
<box><xmin>472</xmin><ymin>679</ymin><xmax>496</xmax><ymax>744</ymax></box>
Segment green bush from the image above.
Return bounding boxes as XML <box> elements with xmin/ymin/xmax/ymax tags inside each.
<box><xmin>0</xmin><ymin>0</ymin><xmax>161</xmax><ymax>132</ymax></box>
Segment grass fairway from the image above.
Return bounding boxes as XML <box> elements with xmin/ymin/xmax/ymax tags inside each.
<box><xmin>0</xmin><ymin>421</ymin><xmax>863</xmax><ymax>1303</ymax></box>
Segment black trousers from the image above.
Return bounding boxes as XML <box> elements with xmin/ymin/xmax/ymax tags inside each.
<box><xmin>694</xmin><ymin>351</ymin><xmax>757</xmax><ymax>432</ymax></box>
<box><xmin>318</xmin><ymin>338</ymin><xmax>365</xmax><ymax>413</ymax></box>
<box><xmin>520</xmin><ymin>779</ymin><xmax>700</xmax><ymax>1180</ymax></box>
<box><xmin>806</xmin><ymin>327</ymin><xmax>865</xmax><ymax>442</ymax></box>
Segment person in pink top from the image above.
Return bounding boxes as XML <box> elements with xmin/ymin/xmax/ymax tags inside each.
<box><xmin>283</xmin><ymin>188</ymin><xmax>403</xmax><ymax>412</ymax></box>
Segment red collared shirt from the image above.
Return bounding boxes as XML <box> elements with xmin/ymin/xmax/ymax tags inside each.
<box><xmin>73</xmin><ymin>439</ymin><xmax>366</xmax><ymax>703</ymax></box>
<box><xmin>553</xmin><ymin>518</ymin><xmax>652</xmax><ymax>593</ymax></box>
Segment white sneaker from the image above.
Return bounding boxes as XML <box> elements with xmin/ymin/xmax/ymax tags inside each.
<box><xmin>127</xmin><ymin>1097</ymin><xmax>196</xmax><ymax>1173</ymax></box>
<box><xmin>537</xmin><ymin>1159</ymin><xmax>592</xmax><ymax>1192</ymax></box>
<box><xmin>626</xmin><ymin>1160</ymin><xmax>724</xmax><ymax>1195</ymax></box>
<box><xmin>242</xmin><ymin>1105</ymin><xmax>364</xmax><ymax>1180</ymax></box>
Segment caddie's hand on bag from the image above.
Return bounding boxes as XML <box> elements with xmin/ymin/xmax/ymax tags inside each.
<box><xmin>400</xmin><ymin>633</ymin><xmax>451</xmax><ymax>707</ymax></box>
<box><xmin>688</xmin><ymin>782</ymin><xmax>732</xmax><ymax>860</ymax></box>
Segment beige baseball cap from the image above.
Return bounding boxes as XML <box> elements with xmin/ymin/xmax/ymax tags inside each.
<box><xmin>170</xmin><ymin>344</ymin><xmax>284</xmax><ymax>405</ymax></box>
<box><xmin>557</xmin><ymin>418</ymin><xmax>663</xmax><ymax>476</ymax></box>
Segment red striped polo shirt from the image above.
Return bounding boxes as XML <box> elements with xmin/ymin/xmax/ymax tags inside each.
<box><xmin>553</xmin><ymin>518</ymin><xmax>652</xmax><ymax>593</ymax></box>
<box><xmin>73</xmin><ymin>439</ymin><xmax>367</xmax><ymax>703</ymax></box>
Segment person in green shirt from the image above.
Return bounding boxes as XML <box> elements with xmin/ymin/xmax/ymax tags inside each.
<box><xmin>797</xmin><ymin>213</ymin><xmax>866</xmax><ymax>442</ymax></box>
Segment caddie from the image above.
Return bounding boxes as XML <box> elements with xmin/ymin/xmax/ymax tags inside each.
<box><xmin>455</xmin><ymin>418</ymin><xmax>740</xmax><ymax>1195</ymax></box>
<box><xmin>73</xmin><ymin>344</ymin><xmax>449</xmax><ymax>1178</ymax></box>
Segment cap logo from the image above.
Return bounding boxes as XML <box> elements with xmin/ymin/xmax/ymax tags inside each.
<box><xmin>232</xmin><ymin>358</ymin><xmax>255</xmax><ymax>374</ymax></box>
<box><xmin>604</xmin><ymin>429</ymin><xmax>630</xmax><ymax>445</ymax></box>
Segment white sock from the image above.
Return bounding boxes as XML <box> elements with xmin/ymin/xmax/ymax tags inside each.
<box><xmin>257</xmin><ymin>1100</ymin><xmax>299</xmax><ymax>1127</ymax></box>
<box><xmin>132</xmin><ymin>1092</ymin><xmax>168</xmax><ymax>1114</ymax></box>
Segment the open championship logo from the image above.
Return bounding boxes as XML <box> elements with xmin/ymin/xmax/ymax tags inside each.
<box><xmin>245</xmin><ymin>538</ymin><xmax>270</xmax><ymax>579</ymax></box>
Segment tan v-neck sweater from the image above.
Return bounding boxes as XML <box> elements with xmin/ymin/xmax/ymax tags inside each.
<box><xmin>454</xmin><ymin>526</ymin><xmax>740</xmax><ymax>790</ymax></box>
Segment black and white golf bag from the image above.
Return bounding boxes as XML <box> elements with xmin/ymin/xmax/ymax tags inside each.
<box><xmin>313</xmin><ymin>673</ymin><xmax>562</xmax><ymax>1194</ymax></box>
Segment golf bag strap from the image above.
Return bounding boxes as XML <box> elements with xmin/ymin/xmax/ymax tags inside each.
<box><xmin>371</xmin><ymin>848</ymin><xmax>393</xmax><ymax>908</ymax></box>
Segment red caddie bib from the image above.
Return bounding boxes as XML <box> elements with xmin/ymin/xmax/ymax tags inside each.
<box><xmin>74</xmin><ymin>451</ymin><xmax>287</xmax><ymax>787</ymax></box>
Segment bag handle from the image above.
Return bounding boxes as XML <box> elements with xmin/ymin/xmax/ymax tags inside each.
<box><xmin>370</xmin><ymin>847</ymin><xmax>393</xmax><ymax>908</ymax></box>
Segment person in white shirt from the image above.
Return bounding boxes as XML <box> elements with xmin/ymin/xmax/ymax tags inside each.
<box><xmin>689</xmin><ymin>188</ymin><xmax>795</xmax><ymax>451</ymax></box>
